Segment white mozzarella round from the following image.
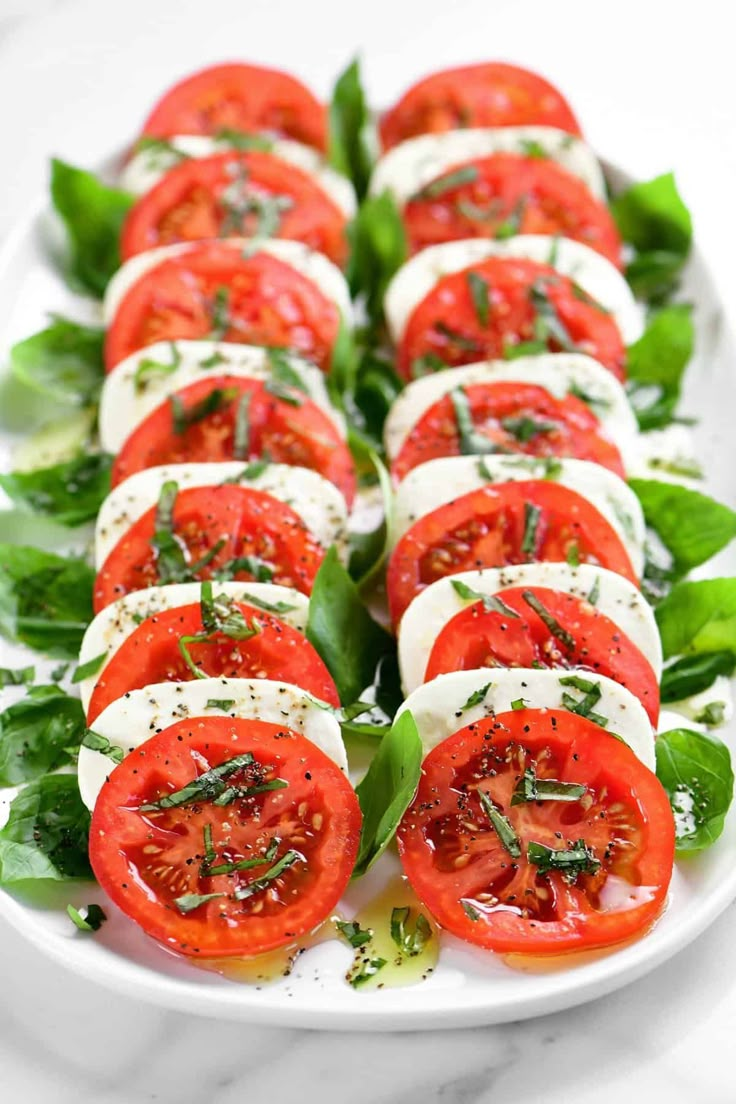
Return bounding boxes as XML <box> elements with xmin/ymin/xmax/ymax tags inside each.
<box><xmin>383</xmin><ymin>353</ymin><xmax>636</xmax><ymax>463</ymax></box>
<box><xmin>77</xmin><ymin>581</ymin><xmax>310</xmax><ymax>711</ymax></box>
<box><xmin>396</xmin><ymin>667</ymin><xmax>655</xmax><ymax>770</ymax></box>
<box><xmin>398</xmin><ymin>562</ymin><xmax>662</xmax><ymax>695</ymax></box>
<box><xmin>99</xmin><ymin>340</ymin><xmax>345</xmax><ymax>453</ymax></box>
<box><xmin>391</xmin><ymin>454</ymin><xmax>645</xmax><ymax>578</ymax></box>
<box><xmin>78</xmin><ymin>677</ymin><xmax>348</xmax><ymax>810</ymax></box>
<box><xmin>120</xmin><ymin>134</ymin><xmax>357</xmax><ymax>217</ymax></box>
<box><xmin>95</xmin><ymin>461</ymin><xmax>349</xmax><ymax>568</ymax></box>
<box><xmin>103</xmin><ymin>238</ymin><xmax>353</xmax><ymax>326</ymax></box>
<box><xmin>384</xmin><ymin>236</ymin><xmax>643</xmax><ymax>346</ymax></box>
<box><xmin>369</xmin><ymin>126</ymin><xmax>606</xmax><ymax>205</ymax></box>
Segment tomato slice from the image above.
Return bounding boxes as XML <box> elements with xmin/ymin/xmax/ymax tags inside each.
<box><xmin>105</xmin><ymin>243</ymin><xmax>340</xmax><ymax>373</ymax></box>
<box><xmin>140</xmin><ymin>63</ymin><xmax>328</xmax><ymax>151</ymax></box>
<box><xmin>425</xmin><ymin>585</ymin><xmax>659</xmax><ymax>725</ymax></box>
<box><xmin>89</xmin><ymin>715</ymin><xmax>360</xmax><ymax>957</ymax></box>
<box><xmin>111</xmin><ymin>375</ymin><xmax>356</xmax><ymax>506</ymax></box>
<box><xmin>380</xmin><ymin>63</ymin><xmax>582</xmax><ymax>150</ymax></box>
<box><xmin>404</xmin><ymin>153</ymin><xmax>622</xmax><ymax>267</ymax></box>
<box><xmin>87</xmin><ymin>600</ymin><xmax>339</xmax><ymax>722</ymax></box>
<box><xmin>391</xmin><ymin>381</ymin><xmax>625</xmax><ymax>483</ymax></box>
<box><xmin>120</xmin><ymin>151</ymin><xmax>348</xmax><ymax>267</ymax></box>
<box><xmin>387</xmin><ymin>481</ymin><xmax>638</xmax><ymax>625</ymax></box>
<box><xmin>94</xmin><ymin>484</ymin><xmax>326</xmax><ymax>612</ymax></box>
<box><xmin>398</xmin><ymin>257</ymin><xmax>625</xmax><ymax>382</ymax></box>
<box><xmin>397</xmin><ymin>709</ymin><xmax>674</xmax><ymax>954</ymax></box>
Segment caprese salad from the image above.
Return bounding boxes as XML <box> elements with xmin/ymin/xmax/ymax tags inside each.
<box><xmin>0</xmin><ymin>58</ymin><xmax>734</xmax><ymax>993</ymax></box>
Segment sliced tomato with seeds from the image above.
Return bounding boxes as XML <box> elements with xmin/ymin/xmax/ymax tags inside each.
<box><xmin>387</xmin><ymin>481</ymin><xmax>637</xmax><ymax>625</ymax></box>
<box><xmin>140</xmin><ymin>63</ymin><xmax>328</xmax><ymax>150</ymax></box>
<box><xmin>397</xmin><ymin>709</ymin><xmax>674</xmax><ymax>954</ymax></box>
<box><xmin>391</xmin><ymin>381</ymin><xmax>625</xmax><ymax>483</ymax></box>
<box><xmin>111</xmin><ymin>375</ymin><xmax>356</xmax><ymax>506</ymax></box>
<box><xmin>120</xmin><ymin>151</ymin><xmax>348</xmax><ymax>266</ymax></box>
<box><xmin>87</xmin><ymin>600</ymin><xmax>340</xmax><ymax>723</ymax></box>
<box><xmin>397</xmin><ymin>257</ymin><xmax>625</xmax><ymax>382</ymax></box>
<box><xmin>94</xmin><ymin>484</ymin><xmax>326</xmax><ymax>612</ymax></box>
<box><xmin>424</xmin><ymin>586</ymin><xmax>659</xmax><ymax>724</ymax></box>
<box><xmin>89</xmin><ymin>716</ymin><xmax>360</xmax><ymax>957</ymax></box>
<box><xmin>105</xmin><ymin>242</ymin><xmax>340</xmax><ymax>372</ymax></box>
<box><xmin>404</xmin><ymin>153</ymin><xmax>622</xmax><ymax>267</ymax></box>
<box><xmin>380</xmin><ymin>63</ymin><xmax>582</xmax><ymax>150</ymax></box>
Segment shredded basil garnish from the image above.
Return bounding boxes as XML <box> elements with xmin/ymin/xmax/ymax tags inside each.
<box><xmin>527</xmin><ymin>839</ymin><xmax>600</xmax><ymax>883</ymax></box>
<box><xmin>521</xmin><ymin>589</ymin><xmax>575</xmax><ymax>649</ymax></box>
<box><xmin>478</xmin><ymin>790</ymin><xmax>521</xmax><ymax>857</ymax></box>
<box><xmin>511</xmin><ymin>766</ymin><xmax>587</xmax><ymax>806</ymax></box>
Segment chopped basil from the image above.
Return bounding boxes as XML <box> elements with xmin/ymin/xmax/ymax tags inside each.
<box><xmin>511</xmin><ymin>766</ymin><xmax>586</xmax><ymax>806</ymax></box>
<box><xmin>336</xmin><ymin>919</ymin><xmax>373</xmax><ymax>949</ymax></box>
<box><xmin>527</xmin><ymin>839</ymin><xmax>600</xmax><ymax>883</ymax></box>
<box><xmin>221</xmin><ymin>459</ymin><xmax>269</xmax><ymax>484</ymax></box>
<box><xmin>529</xmin><ymin>280</ymin><xmax>580</xmax><ymax>351</ymax></box>
<box><xmin>170</xmin><ymin>386</ymin><xmax>236</xmax><ymax>435</ymax></box>
<box><xmin>460</xmin><ymin>899</ymin><xmax>481</xmax><ymax>921</ymax></box>
<box><xmin>510</xmin><ymin>698</ymin><xmax>528</xmax><ymax>710</ymax></box>
<box><xmin>500</xmin><ymin>415</ymin><xmax>556</xmax><ymax>443</ymax></box>
<box><xmin>72</xmin><ymin>652</ymin><xmax>106</xmax><ymax>683</ymax></box>
<box><xmin>459</xmin><ymin>683</ymin><xmax>491</xmax><ymax>712</ymax></box>
<box><xmin>212</xmin><ymin>555</ymin><xmax>274</xmax><ymax>583</ymax></box>
<box><xmin>233</xmin><ymin>392</ymin><xmax>251</xmax><ymax>459</ymax></box>
<box><xmin>493</xmin><ymin>196</ymin><xmax>528</xmax><ymax>240</ymax></box>
<box><xmin>205</xmin><ymin>699</ymin><xmax>236</xmax><ymax>712</ymax></box>
<box><xmin>695</xmin><ymin>702</ymin><xmax>726</xmax><ymax>727</ymax></box>
<box><xmin>413</xmin><ymin>165</ymin><xmax>479</xmax><ymax>200</ymax></box>
<box><xmin>566</xmin><ymin>542</ymin><xmax>581</xmax><ymax>567</ymax></box>
<box><xmin>0</xmin><ymin>666</ymin><xmax>35</xmax><ymax>687</ymax></box>
<box><xmin>587</xmin><ymin>576</ymin><xmax>601</xmax><ymax>605</ymax></box>
<box><xmin>203</xmin><ymin>836</ymin><xmax>282</xmax><ymax>876</ymax></box>
<box><xmin>263</xmin><ymin>379</ymin><xmax>305</xmax><ymax>407</ymax></box>
<box><xmin>233</xmin><ymin>848</ymin><xmax>303</xmax><ymax>900</ymax></box>
<box><xmin>450</xmin><ymin>387</ymin><xmax>505</xmax><ymax>456</ymax></box>
<box><xmin>435</xmin><ymin>321</ymin><xmax>482</xmax><ymax>352</ymax></box>
<box><xmin>213</xmin><ymin>128</ymin><xmax>273</xmax><ymax>152</ymax></box>
<box><xmin>209</xmin><ymin>286</ymin><xmax>232</xmax><ymax>339</ymax></box>
<box><xmin>466</xmin><ymin>271</ymin><xmax>490</xmax><ymax>326</ymax></box>
<box><xmin>567</xmin><ymin>381</ymin><xmax>611</xmax><ymax>412</ymax></box>
<box><xmin>139</xmin><ymin>751</ymin><xmax>256</xmax><ymax>811</ymax></box>
<box><xmin>67</xmin><ymin>903</ymin><xmax>106</xmax><ymax>931</ymax></box>
<box><xmin>349</xmin><ymin>957</ymin><xmax>387</xmax><ymax>988</ymax></box>
<box><xmin>559</xmin><ymin>675</ymin><xmax>608</xmax><ymax>726</ymax></box>
<box><xmin>450</xmin><ymin>578</ymin><xmax>520</xmax><ymax>617</ymax></box>
<box><xmin>478</xmin><ymin>789</ymin><xmax>521</xmax><ymax>857</ymax></box>
<box><xmin>199</xmin><ymin>349</ymin><xmax>228</xmax><ymax>369</ymax></box>
<box><xmin>521</xmin><ymin>504</ymin><xmax>542</xmax><ymax>558</ymax></box>
<box><xmin>133</xmin><ymin>343</ymin><xmax>182</xmax><ymax>391</ymax></box>
<box><xmin>410</xmin><ymin>352</ymin><xmax>446</xmax><ymax>378</ymax></box>
<box><xmin>390</xmin><ymin>907</ymin><xmax>432</xmax><ymax>957</ymax></box>
<box><xmin>178</xmin><ymin>583</ymin><xmax>261</xmax><ymax>677</ymax></box>
<box><xmin>503</xmin><ymin>339</ymin><xmax>548</xmax><ymax>360</ymax></box>
<box><xmin>82</xmin><ymin>728</ymin><xmax>124</xmax><ymax>765</ymax></box>
<box><xmin>522</xmin><ymin>589</ymin><xmax>575</xmax><ymax>649</ymax></box>
<box><xmin>174</xmin><ymin>892</ymin><xmax>226</xmax><ymax>914</ymax></box>
<box><xmin>520</xmin><ymin>138</ymin><xmax>547</xmax><ymax>159</ymax></box>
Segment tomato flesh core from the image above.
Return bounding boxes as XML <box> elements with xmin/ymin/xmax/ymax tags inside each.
<box><xmin>89</xmin><ymin>717</ymin><xmax>361</xmax><ymax>957</ymax></box>
<box><xmin>397</xmin><ymin>710</ymin><xmax>674</xmax><ymax>954</ymax></box>
<box><xmin>424</xmin><ymin>586</ymin><xmax>659</xmax><ymax>724</ymax></box>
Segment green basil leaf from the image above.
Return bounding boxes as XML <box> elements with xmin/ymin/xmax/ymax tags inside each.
<box><xmin>655</xmin><ymin>727</ymin><xmax>733</xmax><ymax>851</ymax></box>
<box><xmin>328</xmin><ymin>315</ymin><xmax>359</xmax><ymax>408</ymax></box>
<box><xmin>348</xmin><ymin>447</ymin><xmax>392</xmax><ymax>588</ymax></box>
<box><xmin>655</xmin><ymin>578</ymin><xmax>736</xmax><ymax>661</ymax></box>
<box><xmin>353</xmin><ymin>347</ymin><xmax>403</xmax><ymax>444</ymax></box>
<box><xmin>328</xmin><ymin>57</ymin><xmax>374</xmax><ymax>200</ymax></box>
<box><xmin>0</xmin><ymin>774</ymin><xmax>92</xmax><ymax>884</ymax></box>
<box><xmin>6</xmin><ymin>317</ymin><xmax>105</xmax><ymax>408</ymax></box>
<box><xmin>660</xmin><ymin>651</ymin><xmax>736</xmax><ymax>703</ymax></box>
<box><xmin>610</xmin><ymin>172</ymin><xmax>692</xmax><ymax>303</ymax></box>
<box><xmin>306</xmin><ymin>546</ymin><xmax>394</xmax><ymax>705</ymax></box>
<box><xmin>67</xmin><ymin>902</ymin><xmax>106</xmax><ymax>931</ymax></box>
<box><xmin>50</xmin><ymin>159</ymin><xmax>134</xmax><ymax>297</ymax></box>
<box><xmin>0</xmin><ymin>453</ymin><xmax>113</xmax><ymax>527</ymax></box>
<box><xmin>353</xmin><ymin>710</ymin><xmax>422</xmax><ymax>877</ymax></box>
<box><xmin>0</xmin><ymin>543</ymin><xmax>94</xmax><ymax>657</ymax></box>
<box><xmin>630</xmin><ymin>479</ymin><xmax>736</xmax><ymax>578</ymax></box>
<box><xmin>0</xmin><ymin>685</ymin><xmax>86</xmax><ymax>786</ymax></box>
<box><xmin>625</xmin><ymin>305</ymin><xmax>694</xmax><ymax>430</ymax></box>
<box><xmin>347</xmin><ymin>191</ymin><xmax>407</xmax><ymax>327</ymax></box>
<box><xmin>0</xmin><ymin>666</ymin><xmax>35</xmax><ymax>687</ymax></box>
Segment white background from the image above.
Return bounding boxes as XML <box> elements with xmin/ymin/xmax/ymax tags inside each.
<box><xmin>0</xmin><ymin>0</ymin><xmax>735</xmax><ymax>1100</ymax></box>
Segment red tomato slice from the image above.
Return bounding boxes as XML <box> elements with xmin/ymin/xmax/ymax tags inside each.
<box><xmin>105</xmin><ymin>243</ymin><xmax>340</xmax><ymax>373</ymax></box>
<box><xmin>94</xmin><ymin>484</ymin><xmax>326</xmax><ymax>612</ymax></box>
<box><xmin>398</xmin><ymin>257</ymin><xmax>626</xmax><ymax>382</ymax></box>
<box><xmin>111</xmin><ymin>375</ymin><xmax>356</xmax><ymax>506</ymax></box>
<box><xmin>140</xmin><ymin>63</ymin><xmax>328</xmax><ymax>151</ymax></box>
<box><xmin>89</xmin><ymin>716</ymin><xmax>360</xmax><ymax>957</ymax></box>
<box><xmin>87</xmin><ymin>600</ymin><xmax>339</xmax><ymax>723</ymax></box>
<box><xmin>380</xmin><ymin>63</ymin><xmax>582</xmax><ymax>150</ymax></box>
<box><xmin>387</xmin><ymin>481</ymin><xmax>638</xmax><ymax>625</ymax></box>
<box><xmin>120</xmin><ymin>151</ymin><xmax>348</xmax><ymax>267</ymax></box>
<box><xmin>425</xmin><ymin>585</ymin><xmax>659</xmax><ymax>724</ymax></box>
<box><xmin>397</xmin><ymin>708</ymin><xmax>674</xmax><ymax>954</ymax></box>
<box><xmin>391</xmin><ymin>381</ymin><xmax>625</xmax><ymax>483</ymax></box>
<box><xmin>404</xmin><ymin>153</ymin><xmax>622</xmax><ymax>267</ymax></box>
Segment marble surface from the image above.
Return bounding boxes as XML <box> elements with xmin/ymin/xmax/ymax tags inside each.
<box><xmin>1</xmin><ymin>0</ymin><xmax>735</xmax><ymax>1099</ymax></box>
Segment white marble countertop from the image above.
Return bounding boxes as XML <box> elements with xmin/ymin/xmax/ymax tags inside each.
<box><xmin>0</xmin><ymin>0</ymin><xmax>735</xmax><ymax>1098</ymax></box>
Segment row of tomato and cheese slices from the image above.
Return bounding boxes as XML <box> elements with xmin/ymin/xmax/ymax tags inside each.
<box><xmin>80</xmin><ymin>61</ymin><xmax>682</xmax><ymax>961</ymax></box>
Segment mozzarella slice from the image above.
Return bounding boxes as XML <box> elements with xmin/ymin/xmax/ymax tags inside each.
<box><xmin>384</xmin><ymin>236</ymin><xmax>643</xmax><ymax>345</ymax></box>
<box><xmin>391</xmin><ymin>454</ymin><xmax>645</xmax><ymax>578</ymax></box>
<box><xmin>103</xmin><ymin>238</ymin><xmax>353</xmax><ymax>326</ymax></box>
<box><xmin>369</xmin><ymin>126</ymin><xmax>606</xmax><ymax>205</ymax></box>
<box><xmin>78</xmin><ymin>677</ymin><xmax>347</xmax><ymax>809</ymax></box>
<box><xmin>383</xmin><ymin>353</ymin><xmax>636</xmax><ymax>463</ymax></box>
<box><xmin>120</xmin><ymin>134</ymin><xmax>357</xmax><ymax>217</ymax></box>
<box><xmin>99</xmin><ymin>340</ymin><xmax>345</xmax><ymax>453</ymax></box>
<box><xmin>396</xmin><ymin>667</ymin><xmax>655</xmax><ymax>770</ymax></box>
<box><xmin>398</xmin><ymin>563</ymin><xmax>661</xmax><ymax>695</ymax></box>
<box><xmin>95</xmin><ymin>461</ymin><xmax>349</xmax><ymax>568</ymax></box>
<box><xmin>77</xmin><ymin>581</ymin><xmax>310</xmax><ymax>711</ymax></box>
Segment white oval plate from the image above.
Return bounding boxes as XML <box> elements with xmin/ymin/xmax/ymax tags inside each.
<box><xmin>0</xmin><ymin>100</ymin><xmax>735</xmax><ymax>1032</ymax></box>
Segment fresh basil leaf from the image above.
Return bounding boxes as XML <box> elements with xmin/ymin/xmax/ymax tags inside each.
<box><xmin>0</xmin><ymin>774</ymin><xmax>92</xmax><ymax>884</ymax></box>
<box><xmin>0</xmin><ymin>685</ymin><xmax>85</xmax><ymax>786</ymax></box>
<box><xmin>0</xmin><ymin>453</ymin><xmax>113</xmax><ymax>527</ymax></box>
<box><xmin>347</xmin><ymin>192</ymin><xmax>407</xmax><ymax>327</ymax></box>
<box><xmin>353</xmin><ymin>346</ymin><xmax>403</xmax><ymax>444</ymax></box>
<box><xmin>630</xmin><ymin>479</ymin><xmax>736</xmax><ymax>579</ymax></box>
<box><xmin>0</xmin><ymin>544</ymin><xmax>94</xmax><ymax>658</ymax></box>
<box><xmin>72</xmin><ymin>652</ymin><xmax>107</xmax><ymax>683</ymax></box>
<box><xmin>328</xmin><ymin>315</ymin><xmax>359</xmax><ymax>407</ymax></box>
<box><xmin>610</xmin><ymin>173</ymin><xmax>692</xmax><ymax>303</ymax></box>
<box><xmin>6</xmin><ymin>317</ymin><xmax>104</xmax><ymax>409</ymax></box>
<box><xmin>655</xmin><ymin>578</ymin><xmax>736</xmax><ymax>660</ymax></box>
<box><xmin>0</xmin><ymin>665</ymin><xmax>35</xmax><ymax>687</ymax></box>
<box><xmin>67</xmin><ymin>902</ymin><xmax>106</xmax><ymax>931</ymax></box>
<box><xmin>336</xmin><ymin>919</ymin><xmax>373</xmax><ymax>948</ymax></box>
<box><xmin>50</xmin><ymin>159</ymin><xmax>134</xmax><ymax>297</ymax></box>
<box><xmin>655</xmin><ymin>727</ymin><xmax>733</xmax><ymax>851</ymax></box>
<box><xmin>306</xmin><ymin>546</ymin><xmax>394</xmax><ymax>705</ymax></box>
<box><xmin>625</xmin><ymin>305</ymin><xmax>694</xmax><ymax>430</ymax></box>
<box><xmin>348</xmin><ymin>448</ymin><xmax>392</xmax><ymax>588</ymax></box>
<box><xmin>328</xmin><ymin>57</ymin><xmax>374</xmax><ymax>200</ymax></box>
<box><xmin>353</xmin><ymin>710</ymin><xmax>422</xmax><ymax>877</ymax></box>
<box><xmin>660</xmin><ymin>651</ymin><xmax>736</xmax><ymax>703</ymax></box>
